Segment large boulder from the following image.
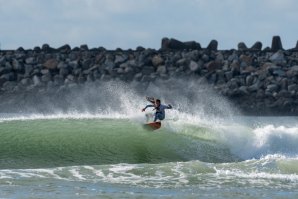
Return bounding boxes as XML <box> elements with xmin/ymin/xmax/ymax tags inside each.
<box><xmin>184</xmin><ymin>41</ymin><xmax>202</xmax><ymax>50</ymax></box>
<box><xmin>271</xmin><ymin>36</ymin><xmax>283</xmax><ymax>52</ymax></box>
<box><xmin>251</xmin><ymin>41</ymin><xmax>262</xmax><ymax>50</ymax></box>
<box><xmin>238</xmin><ymin>42</ymin><xmax>248</xmax><ymax>50</ymax></box>
<box><xmin>269</xmin><ymin>50</ymin><xmax>286</xmax><ymax>65</ymax></box>
<box><xmin>207</xmin><ymin>40</ymin><xmax>218</xmax><ymax>51</ymax></box>
<box><xmin>161</xmin><ymin>38</ymin><xmax>201</xmax><ymax>50</ymax></box>
<box><xmin>58</xmin><ymin>44</ymin><xmax>71</xmax><ymax>53</ymax></box>
<box><xmin>161</xmin><ymin>38</ymin><xmax>185</xmax><ymax>50</ymax></box>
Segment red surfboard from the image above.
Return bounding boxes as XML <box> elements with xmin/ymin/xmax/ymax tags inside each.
<box><xmin>143</xmin><ymin>122</ymin><xmax>161</xmax><ymax>131</ymax></box>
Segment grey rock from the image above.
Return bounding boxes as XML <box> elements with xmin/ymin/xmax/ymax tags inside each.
<box><xmin>290</xmin><ymin>65</ymin><xmax>298</xmax><ymax>72</ymax></box>
<box><xmin>207</xmin><ymin>40</ymin><xmax>218</xmax><ymax>51</ymax></box>
<box><xmin>66</xmin><ymin>74</ymin><xmax>75</xmax><ymax>81</ymax></box>
<box><xmin>12</xmin><ymin>59</ymin><xmax>23</xmax><ymax>71</ymax></box>
<box><xmin>248</xmin><ymin>81</ymin><xmax>262</xmax><ymax>92</ymax></box>
<box><xmin>184</xmin><ymin>50</ymin><xmax>199</xmax><ymax>61</ymax></box>
<box><xmin>278</xmin><ymin>90</ymin><xmax>291</xmax><ymax>98</ymax></box>
<box><xmin>136</xmin><ymin>46</ymin><xmax>145</xmax><ymax>51</ymax></box>
<box><xmin>116</xmin><ymin>68</ymin><xmax>124</xmax><ymax>74</ymax></box>
<box><xmin>134</xmin><ymin>73</ymin><xmax>143</xmax><ymax>81</ymax></box>
<box><xmin>202</xmin><ymin>54</ymin><xmax>209</xmax><ymax>62</ymax></box>
<box><xmin>251</xmin><ymin>41</ymin><xmax>262</xmax><ymax>50</ymax></box>
<box><xmin>239</xmin><ymin>86</ymin><xmax>249</xmax><ymax>95</ymax></box>
<box><xmin>288</xmin><ymin>84</ymin><xmax>298</xmax><ymax>92</ymax></box>
<box><xmin>87</xmin><ymin>74</ymin><xmax>94</xmax><ymax>82</ymax></box>
<box><xmin>57</xmin><ymin>62</ymin><xmax>68</xmax><ymax>69</ymax></box>
<box><xmin>176</xmin><ymin>58</ymin><xmax>188</xmax><ymax>67</ymax></box>
<box><xmin>266</xmin><ymin>84</ymin><xmax>279</xmax><ymax>92</ymax></box>
<box><xmin>215</xmin><ymin>52</ymin><xmax>224</xmax><ymax>63</ymax></box>
<box><xmin>41</xmin><ymin>69</ymin><xmax>49</xmax><ymax>75</ymax></box>
<box><xmin>104</xmin><ymin>59</ymin><xmax>115</xmax><ymax>69</ymax></box>
<box><xmin>161</xmin><ymin>38</ymin><xmax>187</xmax><ymax>50</ymax></box>
<box><xmin>161</xmin><ymin>37</ymin><xmax>180</xmax><ymax>50</ymax></box>
<box><xmin>271</xmin><ymin>36</ymin><xmax>283</xmax><ymax>52</ymax></box>
<box><xmin>225</xmin><ymin>71</ymin><xmax>233</xmax><ymax>80</ymax></box>
<box><xmin>58</xmin><ymin>44</ymin><xmax>71</xmax><ymax>53</ymax></box>
<box><xmin>43</xmin><ymin>58</ymin><xmax>58</xmax><ymax>69</ymax></box>
<box><xmin>227</xmin><ymin>78</ymin><xmax>239</xmax><ymax>90</ymax></box>
<box><xmin>184</xmin><ymin>41</ymin><xmax>201</xmax><ymax>50</ymax></box>
<box><xmin>53</xmin><ymin>75</ymin><xmax>64</xmax><ymax>85</ymax></box>
<box><xmin>152</xmin><ymin>55</ymin><xmax>164</xmax><ymax>67</ymax></box>
<box><xmin>272</xmin><ymin>69</ymin><xmax>285</xmax><ymax>76</ymax></box>
<box><xmin>25</xmin><ymin>57</ymin><xmax>35</xmax><ymax>64</ymax></box>
<box><xmin>141</xmin><ymin>75</ymin><xmax>152</xmax><ymax>82</ymax></box>
<box><xmin>77</xmin><ymin>75</ymin><xmax>86</xmax><ymax>83</ymax></box>
<box><xmin>0</xmin><ymin>73</ymin><xmax>13</xmax><ymax>81</ymax></box>
<box><xmin>80</xmin><ymin>44</ymin><xmax>89</xmax><ymax>51</ymax></box>
<box><xmin>33</xmin><ymin>75</ymin><xmax>41</xmax><ymax>86</ymax></box>
<box><xmin>156</xmin><ymin>65</ymin><xmax>167</xmax><ymax>74</ymax></box>
<box><xmin>41</xmin><ymin>74</ymin><xmax>51</xmax><ymax>82</ymax></box>
<box><xmin>114</xmin><ymin>54</ymin><xmax>128</xmax><ymax>64</ymax></box>
<box><xmin>228</xmin><ymin>53</ymin><xmax>239</xmax><ymax>62</ymax></box>
<box><xmin>216</xmin><ymin>70</ymin><xmax>225</xmax><ymax>84</ymax></box>
<box><xmin>2</xmin><ymin>81</ymin><xmax>17</xmax><ymax>91</ymax></box>
<box><xmin>142</xmin><ymin>66</ymin><xmax>155</xmax><ymax>75</ymax></box>
<box><xmin>269</xmin><ymin>50</ymin><xmax>286</xmax><ymax>65</ymax></box>
<box><xmin>238</xmin><ymin>42</ymin><xmax>248</xmax><ymax>50</ymax></box>
<box><xmin>25</xmin><ymin>65</ymin><xmax>33</xmax><ymax>77</ymax></box>
<box><xmin>189</xmin><ymin>61</ymin><xmax>200</xmax><ymax>72</ymax></box>
<box><xmin>246</xmin><ymin>75</ymin><xmax>254</xmax><ymax>86</ymax></box>
<box><xmin>20</xmin><ymin>78</ymin><xmax>32</xmax><ymax>86</ymax></box>
<box><xmin>69</xmin><ymin>60</ymin><xmax>79</xmax><ymax>69</ymax></box>
<box><xmin>59</xmin><ymin>68</ymin><xmax>69</xmax><ymax>77</ymax></box>
<box><xmin>82</xmin><ymin>59</ymin><xmax>92</xmax><ymax>69</ymax></box>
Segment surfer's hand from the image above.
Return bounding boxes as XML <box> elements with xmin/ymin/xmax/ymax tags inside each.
<box><xmin>142</xmin><ymin>108</ymin><xmax>145</xmax><ymax>112</ymax></box>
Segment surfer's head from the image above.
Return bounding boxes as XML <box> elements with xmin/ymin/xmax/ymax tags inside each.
<box><xmin>155</xmin><ymin>99</ymin><xmax>161</xmax><ymax>106</ymax></box>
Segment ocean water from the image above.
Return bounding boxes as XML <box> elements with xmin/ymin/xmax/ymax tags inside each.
<box><xmin>0</xmin><ymin>81</ymin><xmax>297</xmax><ymax>198</ymax></box>
<box><xmin>0</xmin><ymin>114</ymin><xmax>297</xmax><ymax>199</ymax></box>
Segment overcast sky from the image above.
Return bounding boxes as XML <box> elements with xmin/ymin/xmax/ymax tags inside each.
<box><xmin>0</xmin><ymin>0</ymin><xmax>297</xmax><ymax>50</ymax></box>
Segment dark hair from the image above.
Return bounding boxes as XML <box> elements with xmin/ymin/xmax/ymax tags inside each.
<box><xmin>156</xmin><ymin>99</ymin><xmax>161</xmax><ymax>103</ymax></box>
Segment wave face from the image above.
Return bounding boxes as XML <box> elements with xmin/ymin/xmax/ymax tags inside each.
<box><xmin>0</xmin><ymin>116</ymin><xmax>297</xmax><ymax>170</ymax></box>
<box><xmin>0</xmin><ymin>118</ymin><xmax>239</xmax><ymax>169</ymax></box>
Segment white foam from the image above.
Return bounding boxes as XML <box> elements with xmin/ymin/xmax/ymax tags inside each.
<box><xmin>69</xmin><ymin>168</ymin><xmax>86</xmax><ymax>180</ymax></box>
<box><xmin>0</xmin><ymin>112</ymin><xmax>128</xmax><ymax>122</ymax></box>
<box><xmin>215</xmin><ymin>169</ymin><xmax>298</xmax><ymax>182</ymax></box>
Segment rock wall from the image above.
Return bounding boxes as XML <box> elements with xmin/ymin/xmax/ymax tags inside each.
<box><xmin>0</xmin><ymin>36</ymin><xmax>298</xmax><ymax>115</ymax></box>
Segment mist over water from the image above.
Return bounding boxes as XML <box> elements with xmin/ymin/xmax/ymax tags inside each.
<box><xmin>0</xmin><ymin>78</ymin><xmax>238</xmax><ymax>118</ymax></box>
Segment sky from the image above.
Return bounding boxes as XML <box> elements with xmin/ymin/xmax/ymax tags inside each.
<box><xmin>0</xmin><ymin>0</ymin><xmax>297</xmax><ymax>50</ymax></box>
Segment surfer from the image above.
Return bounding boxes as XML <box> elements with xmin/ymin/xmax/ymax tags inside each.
<box><xmin>142</xmin><ymin>98</ymin><xmax>172</xmax><ymax>122</ymax></box>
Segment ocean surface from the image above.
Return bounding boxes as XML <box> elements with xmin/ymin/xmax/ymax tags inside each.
<box><xmin>0</xmin><ymin>82</ymin><xmax>297</xmax><ymax>198</ymax></box>
<box><xmin>0</xmin><ymin>113</ymin><xmax>297</xmax><ymax>198</ymax></box>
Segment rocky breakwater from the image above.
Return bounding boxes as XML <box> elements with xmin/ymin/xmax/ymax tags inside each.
<box><xmin>0</xmin><ymin>36</ymin><xmax>298</xmax><ymax>115</ymax></box>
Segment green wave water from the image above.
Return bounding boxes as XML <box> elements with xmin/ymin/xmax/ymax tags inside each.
<box><xmin>0</xmin><ymin>118</ymin><xmax>238</xmax><ymax>169</ymax></box>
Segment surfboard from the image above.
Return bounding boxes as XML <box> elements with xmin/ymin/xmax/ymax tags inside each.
<box><xmin>143</xmin><ymin>122</ymin><xmax>161</xmax><ymax>131</ymax></box>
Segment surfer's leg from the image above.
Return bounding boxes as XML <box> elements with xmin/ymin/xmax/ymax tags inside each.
<box><xmin>154</xmin><ymin>112</ymin><xmax>164</xmax><ymax>122</ymax></box>
<box><xmin>153</xmin><ymin>113</ymin><xmax>159</xmax><ymax>122</ymax></box>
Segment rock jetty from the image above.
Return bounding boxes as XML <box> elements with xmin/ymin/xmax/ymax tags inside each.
<box><xmin>0</xmin><ymin>36</ymin><xmax>298</xmax><ymax>115</ymax></box>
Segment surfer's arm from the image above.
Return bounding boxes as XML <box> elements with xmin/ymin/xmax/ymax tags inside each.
<box><xmin>142</xmin><ymin>105</ymin><xmax>154</xmax><ymax>112</ymax></box>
